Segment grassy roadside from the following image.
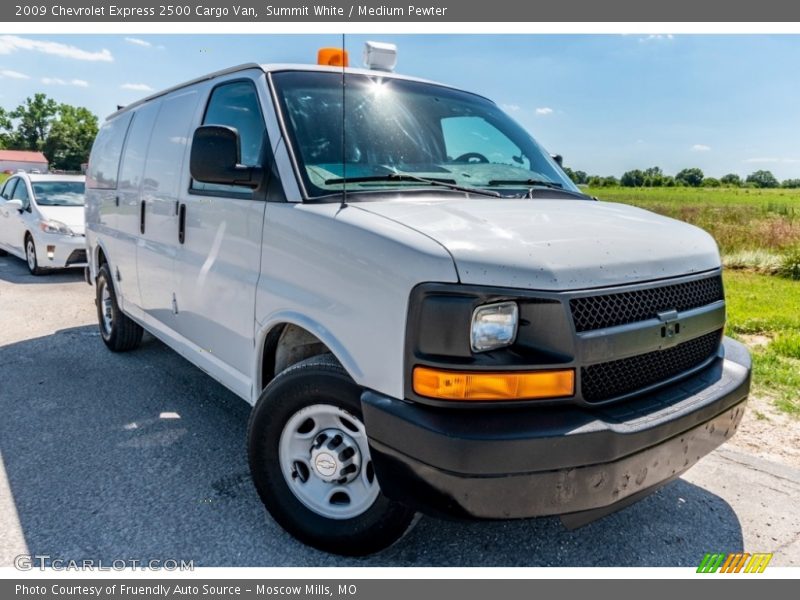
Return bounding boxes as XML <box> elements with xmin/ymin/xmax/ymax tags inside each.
<box><xmin>725</xmin><ymin>271</ymin><xmax>800</xmax><ymax>415</ymax></box>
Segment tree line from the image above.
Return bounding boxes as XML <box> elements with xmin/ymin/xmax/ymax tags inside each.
<box><xmin>562</xmin><ymin>165</ymin><xmax>800</xmax><ymax>189</ymax></box>
<box><xmin>0</xmin><ymin>93</ymin><xmax>98</xmax><ymax>172</ymax></box>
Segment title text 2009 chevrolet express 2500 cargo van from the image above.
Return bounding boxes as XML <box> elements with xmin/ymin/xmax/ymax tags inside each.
<box><xmin>85</xmin><ymin>44</ymin><xmax>751</xmax><ymax>556</ymax></box>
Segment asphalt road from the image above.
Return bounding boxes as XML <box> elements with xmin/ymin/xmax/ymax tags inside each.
<box><xmin>1</xmin><ymin>254</ymin><xmax>799</xmax><ymax>567</ymax></box>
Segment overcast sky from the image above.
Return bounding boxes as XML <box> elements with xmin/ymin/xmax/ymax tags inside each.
<box><xmin>1</xmin><ymin>33</ymin><xmax>799</xmax><ymax>179</ymax></box>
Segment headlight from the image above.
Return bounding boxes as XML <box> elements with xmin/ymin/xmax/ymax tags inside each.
<box><xmin>39</xmin><ymin>219</ymin><xmax>74</xmax><ymax>236</ymax></box>
<box><xmin>470</xmin><ymin>301</ymin><xmax>519</xmax><ymax>352</ymax></box>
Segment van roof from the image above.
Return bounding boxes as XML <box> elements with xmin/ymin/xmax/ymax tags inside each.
<box><xmin>105</xmin><ymin>63</ymin><xmax>489</xmax><ymax>120</ymax></box>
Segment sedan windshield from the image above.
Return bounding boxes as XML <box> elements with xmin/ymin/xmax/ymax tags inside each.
<box><xmin>271</xmin><ymin>71</ymin><xmax>578</xmax><ymax>199</ymax></box>
<box><xmin>32</xmin><ymin>181</ymin><xmax>85</xmax><ymax>206</ymax></box>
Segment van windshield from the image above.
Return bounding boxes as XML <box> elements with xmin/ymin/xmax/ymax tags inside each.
<box><xmin>271</xmin><ymin>71</ymin><xmax>578</xmax><ymax>199</ymax></box>
<box><xmin>32</xmin><ymin>181</ymin><xmax>85</xmax><ymax>206</ymax></box>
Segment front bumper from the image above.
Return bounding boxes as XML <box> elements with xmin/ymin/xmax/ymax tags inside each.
<box><xmin>362</xmin><ymin>337</ymin><xmax>750</xmax><ymax>520</ymax></box>
<box><xmin>33</xmin><ymin>232</ymin><xmax>87</xmax><ymax>269</ymax></box>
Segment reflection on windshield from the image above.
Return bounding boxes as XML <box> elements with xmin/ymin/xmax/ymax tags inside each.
<box><xmin>272</xmin><ymin>71</ymin><xmax>578</xmax><ymax>199</ymax></box>
<box><xmin>32</xmin><ymin>181</ymin><xmax>85</xmax><ymax>206</ymax></box>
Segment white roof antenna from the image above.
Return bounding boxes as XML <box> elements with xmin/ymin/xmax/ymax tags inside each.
<box><xmin>363</xmin><ymin>41</ymin><xmax>397</xmax><ymax>72</ymax></box>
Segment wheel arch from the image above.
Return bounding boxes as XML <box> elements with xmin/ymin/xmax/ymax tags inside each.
<box><xmin>256</xmin><ymin>314</ymin><xmax>363</xmax><ymax>398</ymax></box>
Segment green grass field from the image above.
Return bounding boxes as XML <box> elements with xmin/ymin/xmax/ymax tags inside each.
<box><xmin>589</xmin><ymin>186</ymin><xmax>800</xmax><ymax>255</ymax></box>
<box><xmin>590</xmin><ymin>186</ymin><xmax>800</xmax><ymax>415</ymax></box>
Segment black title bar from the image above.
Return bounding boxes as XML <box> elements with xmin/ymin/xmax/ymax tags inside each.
<box><xmin>4</xmin><ymin>0</ymin><xmax>800</xmax><ymax>22</ymax></box>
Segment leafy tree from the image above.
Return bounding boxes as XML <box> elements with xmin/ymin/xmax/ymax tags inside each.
<box><xmin>662</xmin><ymin>175</ymin><xmax>676</xmax><ymax>187</ymax></box>
<box><xmin>0</xmin><ymin>107</ymin><xmax>12</xmax><ymax>149</ymax></box>
<box><xmin>643</xmin><ymin>166</ymin><xmax>664</xmax><ymax>186</ymax></box>
<box><xmin>44</xmin><ymin>104</ymin><xmax>99</xmax><ymax>171</ymax></box>
<box><xmin>620</xmin><ymin>169</ymin><xmax>645</xmax><ymax>187</ymax></box>
<box><xmin>720</xmin><ymin>173</ymin><xmax>742</xmax><ymax>187</ymax></box>
<box><xmin>602</xmin><ymin>176</ymin><xmax>619</xmax><ymax>187</ymax></box>
<box><xmin>781</xmin><ymin>179</ymin><xmax>800</xmax><ymax>189</ymax></box>
<box><xmin>702</xmin><ymin>177</ymin><xmax>720</xmax><ymax>187</ymax></box>
<box><xmin>9</xmin><ymin>93</ymin><xmax>59</xmax><ymax>151</ymax></box>
<box><xmin>561</xmin><ymin>166</ymin><xmax>575</xmax><ymax>182</ymax></box>
<box><xmin>675</xmin><ymin>167</ymin><xmax>704</xmax><ymax>187</ymax></box>
<box><xmin>746</xmin><ymin>170</ymin><xmax>779</xmax><ymax>188</ymax></box>
<box><xmin>573</xmin><ymin>170</ymin><xmax>588</xmax><ymax>184</ymax></box>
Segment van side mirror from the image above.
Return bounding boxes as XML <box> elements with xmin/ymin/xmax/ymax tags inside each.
<box><xmin>190</xmin><ymin>125</ymin><xmax>262</xmax><ymax>189</ymax></box>
<box><xmin>551</xmin><ymin>154</ymin><xmax>564</xmax><ymax>167</ymax></box>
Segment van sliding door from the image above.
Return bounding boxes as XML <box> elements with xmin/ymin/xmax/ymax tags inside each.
<box><xmin>136</xmin><ymin>89</ymin><xmax>200</xmax><ymax>326</ymax></box>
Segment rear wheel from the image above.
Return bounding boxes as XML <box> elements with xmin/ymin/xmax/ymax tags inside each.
<box><xmin>96</xmin><ymin>264</ymin><xmax>143</xmax><ymax>352</ymax></box>
<box><xmin>247</xmin><ymin>354</ymin><xmax>417</xmax><ymax>555</ymax></box>
<box><xmin>25</xmin><ymin>235</ymin><xmax>44</xmax><ymax>275</ymax></box>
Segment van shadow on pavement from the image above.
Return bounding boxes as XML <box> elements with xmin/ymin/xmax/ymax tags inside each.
<box><xmin>0</xmin><ymin>325</ymin><xmax>744</xmax><ymax>567</ymax></box>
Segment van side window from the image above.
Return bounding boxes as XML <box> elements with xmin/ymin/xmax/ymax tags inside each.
<box><xmin>87</xmin><ymin>112</ymin><xmax>133</xmax><ymax>189</ymax></box>
<box><xmin>191</xmin><ymin>80</ymin><xmax>266</xmax><ymax>196</ymax></box>
<box><xmin>119</xmin><ymin>101</ymin><xmax>162</xmax><ymax>191</ymax></box>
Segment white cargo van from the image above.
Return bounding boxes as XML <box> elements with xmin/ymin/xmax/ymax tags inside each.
<box><xmin>85</xmin><ymin>46</ymin><xmax>750</xmax><ymax>556</ymax></box>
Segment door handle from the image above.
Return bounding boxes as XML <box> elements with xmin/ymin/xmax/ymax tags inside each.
<box><xmin>115</xmin><ymin>195</ymin><xmax>120</xmax><ymax>207</ymax></box>
<box><xmin>139</xmin><ymin>200</ymin><xmax>146</xmax><ymax>234</ymax></box>
<box><xmin>178</xmin><ymin>203</ymin><xmax>186</xmax><ymax>244</ymax></box>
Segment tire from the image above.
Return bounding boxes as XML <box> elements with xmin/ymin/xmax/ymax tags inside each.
<box><xmin>96</xmin><ymin>264</ymin><xmax>143</xmax><ymax>352</ymax></box>
<box><xmin>248</xmin><ymin>354</ymin><xmax>417</xmax><ymax>556</ymax></box>
<box><xmin>25</xmin><ymin>235</ymin><xmax>45</xmax><ymax>275</ymax></box>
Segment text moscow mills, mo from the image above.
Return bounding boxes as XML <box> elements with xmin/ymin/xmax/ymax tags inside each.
<box><xmin>17</xmin><ymin>584</ymin><xmax>360</xmax><ymax>597</ymax></box>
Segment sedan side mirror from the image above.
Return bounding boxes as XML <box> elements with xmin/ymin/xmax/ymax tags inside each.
<box><xmin>189</xmin><ymin>125</ymin><xmax>262</xmax><ymax>189</ymax></box>
<box><xmin>551</xmin><ymin>154</ymin><xmax>564</xmax><ymax>167</ymax></box>
<box><xmin>4</xmin><ymin>199</ymin><xmax>24</xmax><ymax>212</ymax></box>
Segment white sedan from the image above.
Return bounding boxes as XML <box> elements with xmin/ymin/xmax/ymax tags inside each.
<box><xmin>0</xmin><ymin>173</ymin><xmax>87</xmax><ymax>275</ymax></box>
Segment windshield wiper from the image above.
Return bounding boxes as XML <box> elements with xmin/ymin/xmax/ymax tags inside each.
<box><xmin>325</xmin><ymin>172</ymin><xmax>501</xmax><ymax>198</ymax></box>
<box><xmin>487</xmin><ymin>178</ymin><xmax>563</xmax><ymax>189</ymax></box>
<box><xmin>486</xmin><ymin>178</ymin><xmax>592</xmax><ymax>200</ymax></box>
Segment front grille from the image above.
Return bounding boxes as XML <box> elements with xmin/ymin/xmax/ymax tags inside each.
<box><xmin>581</xmin><ymin>329</ymin><xmax>723</xmax><ymax>403</ymax></box>
<box><xmin>570</xmin><ymin>275</ymin><xmax>724</xmax><ymax>332</ymax></box>
<box><xmin>66</xmin><ymin>249</ymin><xmax>87</xmax><ymax>266</ymax></box>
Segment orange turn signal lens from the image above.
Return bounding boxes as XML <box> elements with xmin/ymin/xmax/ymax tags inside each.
<box><xmin>317</xmin><ymin>47</ymin><xmax>349</xmax><ymax>67</ymax></box>
<box><xmin>413</xmin><ymin>367</ymin><xmax>575</xmax><ymax>402</ymax></box>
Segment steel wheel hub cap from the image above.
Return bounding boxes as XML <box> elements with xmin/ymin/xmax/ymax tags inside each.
<box><xmin>100</xmin><ymin>284</ymin><xmax>113</xmax><ymax>333</ymax></box>
<box><xmin>279</xmin><ymin>404</ymin><xmax>379</xmax><ymax>519</ymax></box>
<box><xmin>309</xmin><ymin>428</ymin><xmax>361</xmax><ymax>483</ymax></box>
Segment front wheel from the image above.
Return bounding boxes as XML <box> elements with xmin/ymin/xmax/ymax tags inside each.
<box><xmin>96</xmin><ymin>264</ymin><xmax>143</xmax><ymax>352</ymax></box>
<box><xmin>247</xmin><ymin>355</ymin><xmax>417</xmax><ymax>555</ymax></box>
<box><xmin>25</xmin><ymin>235</ymin><xmax>44</xmax><ymax>275</ymax></box>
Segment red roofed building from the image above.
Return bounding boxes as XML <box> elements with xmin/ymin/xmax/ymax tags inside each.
<box><xmin>0</xmin><ymin>150</ymin><xmax>49</xmax><ymax>173</ymax></box>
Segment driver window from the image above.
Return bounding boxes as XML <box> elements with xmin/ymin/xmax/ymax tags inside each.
<box><xmin>12</xmin><ymin>179</ymin><xmax>30</xmax><ymax>208</ymax></box>
<box><xmin>441</xmin><ymin>116</ymin><xmax>527</xmax><ymax>169</ymax></box>
<box><xmin>192</xmin><ymin>79</ymin><xmax>266</xmax><ymax>196</ymax></box>
<box><xmin>1</xmin><ymin>178</ymin><xmax>18</xmax><ymax>200</ymax></box>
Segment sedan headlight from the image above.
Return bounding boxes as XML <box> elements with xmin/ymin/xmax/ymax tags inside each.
<box><xmin>39</xmin><ymin>219</ymin><xmax>75</xmax><ymax>236</ymax></box>
<box><xmin>470</xmin><ymin>301</ymin><xmax>519</xmax><ymax>352</ymax></box>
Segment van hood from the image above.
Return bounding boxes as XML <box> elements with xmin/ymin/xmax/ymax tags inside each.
<box><xmin>355</xmin><ymin>198</ymin><xmax>721</xmax><ymax>290</ymax></box>
<box><xmin>36</xmin><ymin>205</ymin><xmax>85</xmax><ymax>235</ymax></box>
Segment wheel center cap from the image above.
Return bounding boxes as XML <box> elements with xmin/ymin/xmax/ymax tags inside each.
<box><xmin>313</xmin><ymin>452</ymin><xmax>338</xmax><ymax>478</ymax></box>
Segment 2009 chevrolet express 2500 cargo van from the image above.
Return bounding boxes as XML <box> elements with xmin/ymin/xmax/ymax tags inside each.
<box><xmin>85</xmin><ymin>44</ymin><xmax>751</xmax><ymax>556</ymax></box>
